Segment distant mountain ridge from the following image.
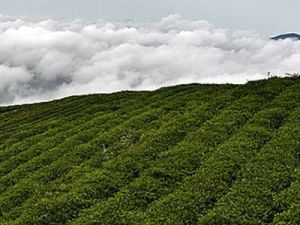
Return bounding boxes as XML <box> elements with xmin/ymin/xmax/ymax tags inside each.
<box><xmin>271</xmin><ymin>33</ymin><xmax>300</xmax><ymax>41</ymax></box>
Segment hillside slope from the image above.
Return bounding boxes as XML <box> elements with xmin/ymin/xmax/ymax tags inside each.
<box><xmin>0</xmin><ymin>77</ymin><xmax>299</xmax><ymax>225</ymax></box>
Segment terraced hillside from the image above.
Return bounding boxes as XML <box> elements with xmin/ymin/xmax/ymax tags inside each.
<box><xmin>0</xmin><ymin>77</ymin><xmax>299</xmax><ymax>225</ymax></box>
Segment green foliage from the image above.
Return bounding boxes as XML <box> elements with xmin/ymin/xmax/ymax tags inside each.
<box><xmin>0</xmin><ymin>77</ymin><xmax>299</xmax><ymax>225</ymax></box>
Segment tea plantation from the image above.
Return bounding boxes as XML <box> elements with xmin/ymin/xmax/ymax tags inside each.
<box><xmin>0</xmin><ymin>77</ymin><xmax>299</xmax><ymax>225</ymax></box>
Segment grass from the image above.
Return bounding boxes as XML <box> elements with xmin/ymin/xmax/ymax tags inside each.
<box><xmin>0</xmin><ymin>77</ymin><xmax>299</xmax><ymax>225</ymax></box>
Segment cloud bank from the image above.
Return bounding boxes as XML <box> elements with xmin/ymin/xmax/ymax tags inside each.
<box><xmin>0</xmin><ymin>15</ymin><xmax>299</xmax><ymax>105</ymax></box>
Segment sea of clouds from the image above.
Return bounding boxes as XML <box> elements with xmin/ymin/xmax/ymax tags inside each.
<box><xmin>0</xmin><ymin>14</ymin><xmax>299</xmax><ymax>105</ymax></box>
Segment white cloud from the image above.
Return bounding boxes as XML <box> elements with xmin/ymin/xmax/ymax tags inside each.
<box><xmin>0</xmin><ymin>15</ymin><xmax>299</xmax><ymax>105</ymax></box>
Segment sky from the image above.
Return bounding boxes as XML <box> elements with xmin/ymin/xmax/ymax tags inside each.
<box><xmin>0</xmin><ymin>0</ymin><xmax>299</xmax><ymax>35</ymax></box>
<box><xmin>0</xmin><ymin>1</ymin><xmax>299</xmax><ymax>105</ymax></box>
